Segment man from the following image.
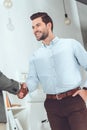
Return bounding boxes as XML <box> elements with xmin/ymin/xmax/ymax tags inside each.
<box><xmin>26</xmin><ymin>12</ymin><xmax>87</xmax><ymax>130</ymax></box>
<box><xmin>0</xmin><ymin>71</ymin><xmax>28</xmax><ymax>130</ymax></box>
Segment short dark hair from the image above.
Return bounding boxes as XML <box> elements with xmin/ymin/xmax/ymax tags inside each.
<box><xmin>30</xmin><ymin>12</ymin><xmax>53</xmax><ymax>31</ymax></box>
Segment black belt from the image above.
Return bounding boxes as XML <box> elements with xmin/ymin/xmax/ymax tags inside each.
<box><xmin>46</xmin><ymin>87</ymin><xmax>81</xmax><ymax>100</ymax></box>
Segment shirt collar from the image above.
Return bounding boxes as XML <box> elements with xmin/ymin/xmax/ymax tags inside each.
<box><xmin>42</xmin><ymin>37</ymin><xmax>59</xmax><ymax>48</ymax></box>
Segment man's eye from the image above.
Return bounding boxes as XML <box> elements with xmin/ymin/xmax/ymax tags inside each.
<box><xmin>37</xmin><ymin>24</ymin><xmax>40</xmax><ymax>27</ymax></box>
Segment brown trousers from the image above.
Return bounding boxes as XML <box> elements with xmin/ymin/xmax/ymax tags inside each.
<box><xmin>44</xmin><ymin>95</ymin><xmax>87</xmax><ymax>130</ymax></box>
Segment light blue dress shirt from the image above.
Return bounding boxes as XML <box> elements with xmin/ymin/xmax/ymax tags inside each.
<box><xmin>26</xmin><ymin>37</ymin><xmax>87</xmax><ymax>94</ymax></box>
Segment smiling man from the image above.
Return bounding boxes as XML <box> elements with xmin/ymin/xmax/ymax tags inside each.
<box><xmin>26</xmin><ymin>12</ymin><xmax>87</xmax><ymax>130</ymax></box>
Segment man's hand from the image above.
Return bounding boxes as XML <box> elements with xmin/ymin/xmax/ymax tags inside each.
<box><xmin>17</xmin><ymin>83</ymin><xmax>29</xmax><ymax>99</ymax></box>
<box><xmin>72</xmin><ymin>89</ymin><xmax>87</xmax><ymax>102</ymax></box>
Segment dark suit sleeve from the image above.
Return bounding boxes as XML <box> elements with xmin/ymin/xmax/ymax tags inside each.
<box><xmin>0</xmin><ymin>71</ymin><xmax>19</xmax><ymax>94</ymax></box>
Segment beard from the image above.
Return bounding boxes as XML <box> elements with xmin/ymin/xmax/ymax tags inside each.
<box><xmin>35</xmin><ymin>31</ymin><xmax>49</xmax><ymax>41</ymax></box>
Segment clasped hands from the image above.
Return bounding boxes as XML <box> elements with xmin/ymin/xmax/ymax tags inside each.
<box><xmin>17</xmin><ymin>83</ymin><xmax>29</xmax><ymax>99</ymax></box>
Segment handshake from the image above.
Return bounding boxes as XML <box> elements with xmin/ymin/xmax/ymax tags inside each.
<box><xmin>17</xmin><ymin>83</ymin><xmax>29</xmax><ymax>99</ymax></box>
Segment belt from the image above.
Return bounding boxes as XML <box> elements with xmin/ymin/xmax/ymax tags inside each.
<box><xmin>46</xmin><ymin>87</ymin><xmax>81</xmax><ymax>100</ymax></box>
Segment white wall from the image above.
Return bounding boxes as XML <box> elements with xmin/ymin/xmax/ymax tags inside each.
<box><xmin>76</xmin><ymin>2</ymin><xmax>87</xmax><ymax>49</ymax></box>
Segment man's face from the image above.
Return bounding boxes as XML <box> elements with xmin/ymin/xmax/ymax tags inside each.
<box><xmin>32</xmin><ymin>17</ymin><xmax>49</xmax><ymax>41</ymax></box>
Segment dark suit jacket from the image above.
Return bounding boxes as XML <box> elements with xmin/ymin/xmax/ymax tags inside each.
<box><xmin>0</xmin><ymin>71</ymin><xmax>19</xmax><ymax>123</ymax></box>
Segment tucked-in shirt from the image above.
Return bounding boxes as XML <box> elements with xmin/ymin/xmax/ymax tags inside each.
<box><xmin>26</xmin><ymin>37</ymin><xmax>87</xmax><ymax>94</ymax></box>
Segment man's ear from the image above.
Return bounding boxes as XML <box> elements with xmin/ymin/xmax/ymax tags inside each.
<box><xmin>47</xmin><ymin>22</ymin><xmax>52</xmax><ymax>30</ymax></box>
